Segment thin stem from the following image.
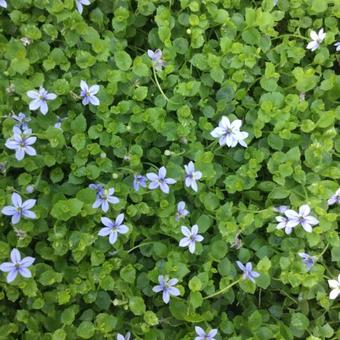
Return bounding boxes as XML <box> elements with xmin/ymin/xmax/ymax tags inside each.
<box><xmin>69</xmin><ymin>91</ymin><xmax>81</xmax><ymax>100</ymax></box>
<box><xmin>206</xmin><ymin>140</ymin><xmax>218</xmax><ymax>149</ymax></box>
<box><xmin>274</xmin><ymin>289</ymin><xmax>298</xmax><ymax>304</ymax></box>
<box><xmin>302</xmin><ymin>185</ymin><xmax>309</xmax><ymax>199</ymax></box>
<box><xmin>143</xmin><ymin>162</ymin><xmax>158</xmax><ymax>170</ymax></box>
<box><xmin>291</xmin><ymin>188</ymin><xmax>305</xmax><ymax>199</ymax></box>
<box><xmin>152</xmin><ymin>67</ymin><xmax>170</xmax><ymax>102</ymax></box>
<box><xmin>203</xmin><ymin>279</ymin><xmax>240</xmax><ymax>300</ymax></box>
<box><xmin>127</xmin><ymin>241</ymin><xmax>155</xmax><ymax>253</ymax></box>
<box><xmin>317</xmin><ymin>243</ymin><xmax>329</xmax><ymax>259</ymax></box>
<box><xmin>117</xmin><ymin>167</ymin><xmax>135</xmax><ymax>174</ymax></box>
<box><xmin>271</xmin><ymin>34</ymin><xmax>309</xmax><ymax>41</ymax></box>
<box><xmin>233</xmin><ymin>207</ymin><xmax>269</xmax><ymax>214</ymax></box>
<box><xmin>33</xmin><ymin>171</ymin><xmax>43</xmax><ymax>188</ymax></box>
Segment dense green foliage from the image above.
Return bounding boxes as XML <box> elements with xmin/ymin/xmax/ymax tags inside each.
<box><xmin>0</xmin><ymin>0</ymin><xmax>340</xmax><ymax>339</ymax></box>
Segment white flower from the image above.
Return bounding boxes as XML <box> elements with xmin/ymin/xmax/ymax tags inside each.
<box><xmin>328</xmin><ymin>188</ymin><xmax>340</xmax><ymax>206</ymax></box>
<box><xmin>152</xmin><ymin>275</ymin><xmax>180</xmax><ymax>304</ymax></box>
<box><xmin>80</xmin><ymin>80</ymin><xmax>100</xmax><ymax>106</ymax></box>
<box><xmin>328</xmin><ymin>274</ymin><xmax>340</xmax><ymax>300</ymax></box>
<box><xmin>194</xmin><ymin>326</ymin><xmax>218</xmax><ymax>340</ymax></box>
<box><xmin>335</xmin><ymin>42</ymin><xmax>340</xmax><ymax>52</ymax></box>
<box><xmin>0</xmin><ymin>0</ymin><xmax>7</xmax><ymax>8</ymax></box>
<box><xmin>75</xmin><ymin>0</ymin><xmax>91</xmax><ymax>14</ymax></box>
<box><xmin>179</xmin><ymin>225</ymin><xmax>204</xmax><ymax>254</ymax></box>
<box><xmin>273</xmin><ymin>205</ymin><xmax>289</xmax><ymax>214</ymax></box>
<box><xmin>117</xmin><ymin>332</ymin><xmax>131</xmax><ymax>340</ymax></box>
<box><xmin>284</xmin><ymin>204</ymin><xmax>319</xmax><ymax>233</ymax></box>
<box><xmin>275</xmin><ymin>215</ymin><xmax>294</xmax><ymax>235</ymax></box>
<box><xmin>98</xmin><ymin>214</ymin><xmax>128</xmax><ymax>245</ymax></box>
<box><xmin>184</xmin><ymin>161</ymin><xmax>202</xmax><ymax>192</ymax></box>
<box><xmin>20</xmin><ymin>37</ymin><xmax>31</xmax><ymax>46</ymax></box>
<box><xmin>306</xmin><ymin>28</ymin><xmax>326</xmax><ymax>52</ymax></box>
<box><xmin>27</xmin><ymin>87</ymin><xmax>57</xmax><ymax>115</ymax></box>
<box><xmin>210</xmin><ymin>116</ymin><xmax>248</xmax><ymax>148</ymax></box>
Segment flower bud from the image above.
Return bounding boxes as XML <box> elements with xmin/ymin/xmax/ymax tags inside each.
<box><xmin>26</xmin><ymin>185</ymin><xmax>35</xmax><ymax>194</ymax></box>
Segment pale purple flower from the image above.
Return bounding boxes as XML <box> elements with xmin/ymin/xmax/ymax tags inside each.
<box><xmin>26</xmin><ymin>185</ymin><xmax>35</xmax><ymax>194</ymax></box>
<box><xmin>284</xmin><ymin>204</ymin><xmax>319</xmax><ymax>233</ymax></box>
<box><xmin>147</xmin><ymin>49</ymin><xmax>166</xmax><ymax>71</ymax></box>
<box><xmin>146</xmin><ymin>167</ymin><xmax>176</xmax><ymax>194</ymax></box>
<box><xmin>328</xmin><ymin>274</ymin><xmax>340</xmax><ymax>300</ymax></box>
<box><xmin>273</xmin><ymin>205</ymin><xmax>289</xmax><ymax>214</ymax></box>
<box><xmin>89</xmin><ymin>183</ymin><xmax>104</xmax><ymax>195</ymax></box>
<box><xmin>27</xmin><ymin>87</ymin><xmax>57</xmax><ymax>115</ymax></box>
<box><xmin>152</xmin><ymin>275</ymin><xmax>180</xmax><ymax>304</ymax></box>
<box><xmin>117</xmin><ymin>332</ymin><xmax>131</xmax><ymax>340</ymax></box>
<box><xmin>133</xmin><ymin>175</ymin><xmax>147</xmax><ymax>191</ymax></box>
<box><xmin>1</xmin><ymin>193</ymin><xmax>36</xmax><ymax>225</ymax></box>
<box><xmin>298</xmin><ymin>252</ymin><xmax>316</xmax><ymax>272</ymax></box>
<box><xmin>210</xmin><ymin>116</ymin><xmax>248</xmax><ymax>148</ymax></box>
<box><xmin>273</xmin><ymin>0</ymin><xmax>278</xmax><ymax>5</ymax></box>
<box><xmin>5</xmin><ymin>127</ymin><xmax>36</xmax><ymax>161</ymax></box>
<box><xmin>54</xmin><ymin>116</ymin><xmax>64</xmax><ymax>129</ymax></box>
<box><xmin>184</xmin><ymin>161</ymin><xmax>202</xmax><ymax>192</ymax></box>
<box><xmin>11</xmin><ymin>112</ymin><xmax>31</xmax><ymax>131</ymax></box>
<box><xmin>275</xmin><ymin>215</ymin><xmax>294</xmax><ymax>235</ymax></box>
<box><xmin>0</xmin><ymin>0</ymin><xmax>7</xmax><ymax>8</ymax></box>
<box><xmin>92</xmin><ymin>187</ymin><xmax>119</xmax><ymax>212</ymax></box>
<box><xmin>80</xmin><ymin>80</ymin><xmax>100</xmax><ymax>106</ymax></box>
<box><xmin>194</xmin><ymin>326</ymin><xmax>218</xmax><ymax>340</ymax></box>
<box><xmin>306</xmin><ymin>28</ymin><xmax>326</xmax><ymax>51</ymax></box>
<box><xmin>179</xmin><ymin>225</ymin><xmax>203</xmax><ymax>254</ymax></box>
<box><xmin>176</xmin><ymin>201</ymin><xmax>189</xmax><ymax>221</ymax></box>
<box><xmin>76</xmin><ymin>0</ymin><xmax>91</xmax><ymax>14</ymax></box>
<box><xmin>0</xmin><ymin>248</ymin><xmax>35</xmax><ymax>283</ymax></box>
<box><xmin>335</xmin><ymin>42</ymin><xmax>340</xmax><ymax>52</ymax></box>
<box><xmin>328</xmin><ymin>189</ymin><xmax>340</xmax><ymax>206</ymax></box>
<box><xmin>236</xmin><ymin>261</ymin><xmax>260</xmax><ymax>283</ymax></box>
<box><xmin>98</xmin><ymin>214</ymin><xmax>129</xmax><ymax>245</ymax></box>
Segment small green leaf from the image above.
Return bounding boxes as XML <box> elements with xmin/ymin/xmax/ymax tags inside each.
<box><xmin>76</xmin><ymin>321</ymin><xmax>95</xmax><ymax>339</ymax></box>
<box><xmin>114</xmin><ymin>50</ymin><xmax>132</xmax><ymax>71</ymax></box>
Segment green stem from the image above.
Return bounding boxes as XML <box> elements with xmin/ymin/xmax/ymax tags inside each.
<box><xmin>274</xmin><ymin>289</ymin><xmax>298</xmax><ymax>304</ymax></box>
<box><xmin>271</xmin><ymin>34</ymin><xmax>308</xmax><ymax>41</ymax></box>
<box><xmin>127</xmin><ymin>241</ymin><xmax>155</xmax><ymax>253</ymax></box>
<box><xmin>206</xmin><ymin>140</ymin><xmax>218</xmax><ymax>149</ymax></box>
<box><xmin>69</xmin><ymin>91</ymin><xmax>81</xmax><ymax>100</ymax></box>
<box><xmin>152</xmin><ymin>67</ymin><xmax>170</xmax><ymax>102</ymax></box>
<box><xmin>143</xmin><ymin>162</ymin><xmax>158</xmax><ymax>170</ymax></box>
<box><xmin>233</xmin><ymin>207</ymin><xmax>269</xmax><ymax>214</ymax></box>
<box><xmin>203</xmin><ymin>279</ymin><xmax>240</xmax><ymax>300</ymax></box>
<box><xmin>33</xmin><ymin>171</ymin><xmax>43</xmax><ymax>188</ymax></box>
<box><xmin>291</xmin><ymin>188</ymin><xmax>305</xmax><ymax>199</ymax></box>
<box><xmin>302</xmin><ymin>186</ymin><xmax>309</xmax><ymax>199</ymax></box>
<box><xmin>117</xmin><ymin>167</ymin><xmax>135</xmax><ymax>174</ymax></box>
<box><xmin>317</xmin><ymin>243</ymin><xmax>329</xmax><ymax>259</ymax></box>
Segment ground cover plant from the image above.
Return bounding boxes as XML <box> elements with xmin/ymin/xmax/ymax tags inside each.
<box><xmin>0</xmin><ymin>0</ymin><xmax>339</xmax><ymax>339</ymax></box>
